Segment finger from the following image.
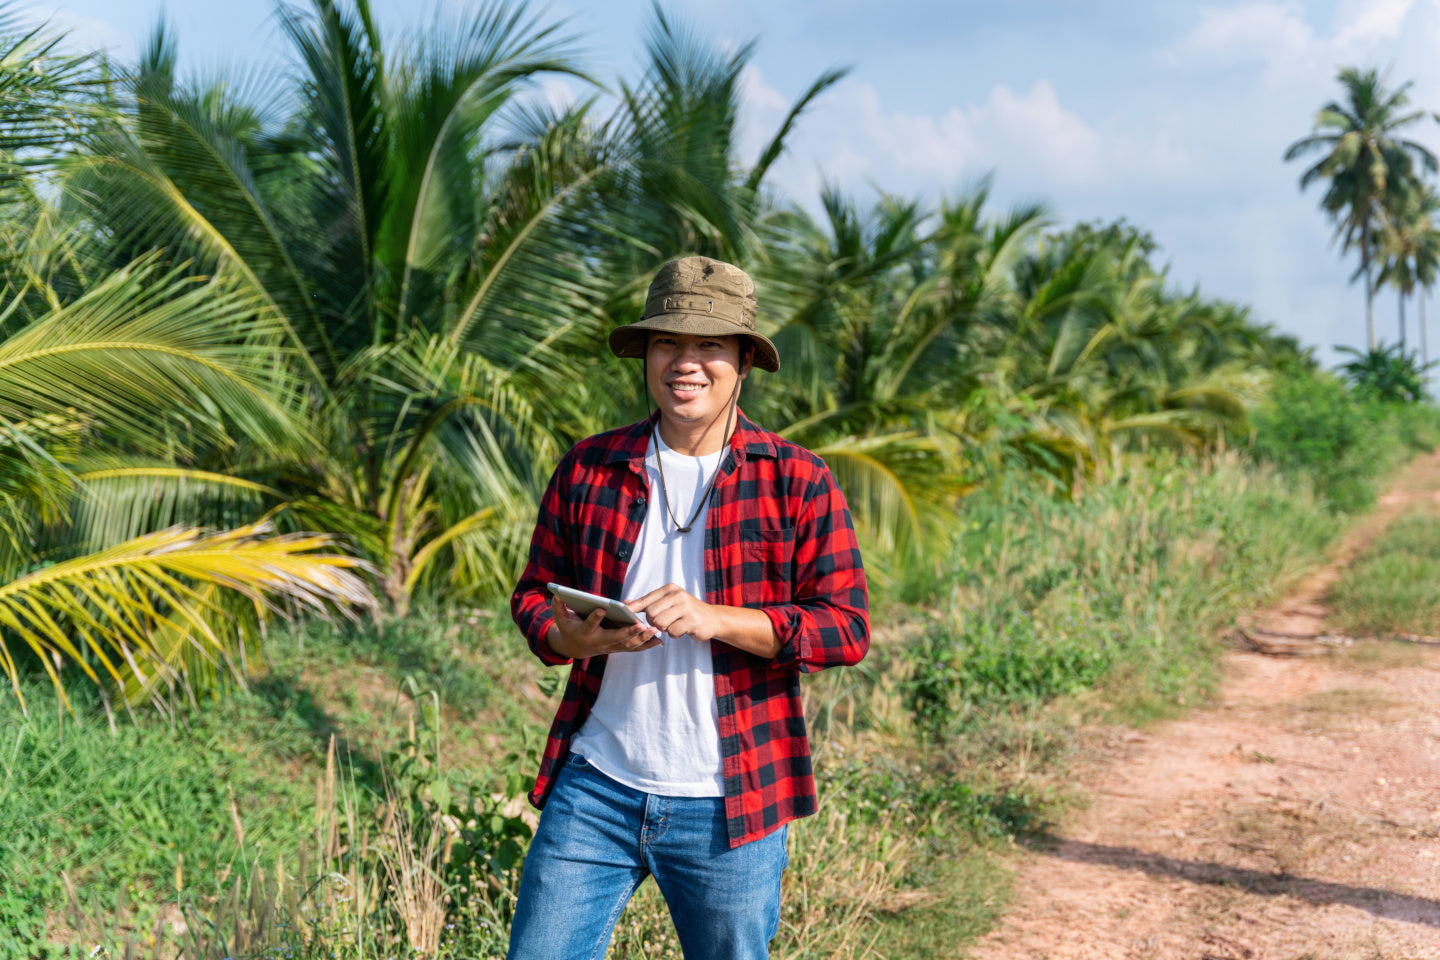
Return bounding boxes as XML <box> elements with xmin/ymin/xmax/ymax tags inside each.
<box><xmin>625</xmin><ymin>587</ymin><xmax>662</xmax><ymax>612</ymax></box>
<box><xmin>627</xmin><ymin>582</ymin><xmax>687</xmax><ymax>612</ymax></box>
<box><xmin>644</xmin><ymin>607</ymin><xmax>677</xmax><ymax>635</ymax></box>
<box><xmin>583</xmin><ymin>607</ymin><xmax>606</xmax><ymax>629</ymax></box>
<box><xmin>622</xmin><ymin>628</ymin><xmax>662</xmax><ymax>650</ymax></box>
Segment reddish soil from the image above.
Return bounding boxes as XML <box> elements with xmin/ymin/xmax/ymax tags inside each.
<box><xmin>967</xmin><ymin>452</ymin><xmax>1440</xmax><ymax>960</ymax></box>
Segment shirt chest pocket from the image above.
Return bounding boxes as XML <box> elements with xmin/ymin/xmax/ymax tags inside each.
<box><xmin>737</xmin><ymin>517</ymin><xmax>796</xmax><ymax>604</ymax></box>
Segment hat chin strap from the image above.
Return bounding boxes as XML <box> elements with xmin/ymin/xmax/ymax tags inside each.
<box><xmin>650</xmin><ymin>376</ymin><xmax>741</xmax><ymax>534</ymax></box>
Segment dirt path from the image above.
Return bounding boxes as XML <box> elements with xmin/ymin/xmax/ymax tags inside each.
<box><xmin>967</xmin><ymin>451</ymin><xmax>1440</xmax><ymax>960</ymax></box>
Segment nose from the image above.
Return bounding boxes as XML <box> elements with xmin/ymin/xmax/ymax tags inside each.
<box><xmin>670</xmin><ymin>342</ymin><xmax>704</xmax><ymax>369</ymax></box>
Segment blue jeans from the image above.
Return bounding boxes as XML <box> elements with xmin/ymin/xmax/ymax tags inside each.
<box><xmin>506</xmin><ymin>753</ymin><xmax>788</xmax><ymax>960</ymax></box>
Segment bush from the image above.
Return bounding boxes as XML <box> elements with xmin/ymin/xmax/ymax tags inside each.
<box><xmin>1248</xmin><ymin>369</ymin><xmax>1440</xmax><ymax>512</ymax></box>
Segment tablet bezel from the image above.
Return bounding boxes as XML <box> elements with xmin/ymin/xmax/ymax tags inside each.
<box><xmin>546</xmin><ymin>582</ymin><xmax>641</xmax><ymax>626</ymax></box>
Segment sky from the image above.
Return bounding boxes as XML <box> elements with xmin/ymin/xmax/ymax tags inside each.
<box><xmin>26</xmin><ymin>0</ymin><xmax>1440</xmax><ymax>365</ymax></box>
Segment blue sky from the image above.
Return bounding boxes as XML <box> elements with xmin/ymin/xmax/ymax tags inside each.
<box><xmin>27</xmin><ymin>0</ymin><xmax>1440</xmax><ymax>364</ymax></box>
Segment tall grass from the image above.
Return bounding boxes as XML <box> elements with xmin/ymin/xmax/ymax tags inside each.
<box><xmin>0</xmin><ymin>682</ymin><xmax>317</xmax><ymax>956</ymax></box>
<box><xmin>911</xmin><ymin>452</ymin><xmax>1337</xmax><ymax>730</ymax></box>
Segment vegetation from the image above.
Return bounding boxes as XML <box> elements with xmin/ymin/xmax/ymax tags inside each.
<box><xmin>0</xmin><ymin>0</ymin><xmax>1436</xmax><ymax>957</ymax></box>
<box><xmin>19</xmin><ymin>444</ymin><xmax>1420</xmax><ymax>960</ymax></box>
<box><xmin>1329</xmin><ymin>511</ymin><xmax>1440</xmax><ymax>637</ymax></box>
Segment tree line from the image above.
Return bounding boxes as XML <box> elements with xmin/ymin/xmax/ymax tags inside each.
<box><xmin>0</xmin><ymin>0</ymin><xmax>1358</xmax><ymax>710</ymax></box>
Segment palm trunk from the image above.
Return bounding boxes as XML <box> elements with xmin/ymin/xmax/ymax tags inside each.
<box><xmin>1422</xmin><ymin>291</ymin><xmax>1430</xmax><ymax>367</ymax></box>
<box><xmin>1399</xmin><ymin>289</ymin><xmax>1407</xmax><ymax>349</ymax></box>
<box><xmin>1363</xmin><ymin>219</ymin><xmax>1375</xmax><ymax>350</ymax></box>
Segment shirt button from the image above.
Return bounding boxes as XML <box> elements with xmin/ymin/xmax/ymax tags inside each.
<box><xmin>616</xmin><ymin>545</ymin><xmax>632</xmax><ymax>561</ymax></box>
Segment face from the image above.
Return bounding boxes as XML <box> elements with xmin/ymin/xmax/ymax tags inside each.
<box><xmin>645</xmin><ymin>332</ymin><xmax>751</xmax><ymax>430</ymax></box>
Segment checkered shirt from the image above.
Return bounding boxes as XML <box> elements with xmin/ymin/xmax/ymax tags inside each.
<box><xmin>510</xmin><ymin>410</ymin><xmax>870</xmax><ymax>847</ymax></box>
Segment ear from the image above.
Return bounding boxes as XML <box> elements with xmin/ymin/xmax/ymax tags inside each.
<box><xmin>740</xmin><ymin>341</ymin><xmax>755</xmax><ymax>379</ymax></box>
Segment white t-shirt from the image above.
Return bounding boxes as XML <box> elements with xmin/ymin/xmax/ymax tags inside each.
<box><xmin>568</xmin><ymin>431</ymin><xmax>725</xmax><ymax>797</ymax></box>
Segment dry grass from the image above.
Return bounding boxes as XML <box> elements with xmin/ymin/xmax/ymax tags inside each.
<box><xmin>1330</xmin><ymin>638</ymin><xmax>1429</xmax><ymax>673</ymax></box>
<box><xmin>1294</xmin><ymin>687</ymin><xmax>1407</xmax><ymax>732</ymax></box>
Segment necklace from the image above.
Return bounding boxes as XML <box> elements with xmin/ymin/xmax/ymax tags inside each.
<box><xmin>651</xmin><ymin>384</ymin><xmax>739</xmax><ymax>534</ymax></box>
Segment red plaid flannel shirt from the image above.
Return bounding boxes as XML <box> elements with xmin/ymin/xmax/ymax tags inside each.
<box><xmin>511</xmin><ymin>410</ymin><xmax>869</xmax><ymax>847</ymax></box>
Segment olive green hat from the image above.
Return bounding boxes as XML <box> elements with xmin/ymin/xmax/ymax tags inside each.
<box><xmin>608</xmin><ymin>256</ymin><xmax>781</xmax><ymax>372</ymax></box>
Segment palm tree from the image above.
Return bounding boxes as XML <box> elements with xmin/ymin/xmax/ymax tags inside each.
<box><xmin>1284</xmin><ymin>66</ymin><xmax>1437</xmax><ymax>349</ymax></box>
<box><xmin>66</xmin><ymin>0</ymin><xmax>843</xmax><ymax>616</ymax></box>
<box><xmin>1377</xmin><ymin>178</ymin><xmax>1440</xmax><ymax>349</ymax></box>
<box><xmin>0</xmin><ymin>8</ymin><xmax>372</xmax><ymax>712</ymax></box>
<box><xmin>1398</xmin><ymin>184</ymin><xmax>1440</xmax><ymax>373</ymax></box>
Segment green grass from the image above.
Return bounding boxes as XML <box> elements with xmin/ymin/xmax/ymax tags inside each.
<box><xmin>0</xmin><ymin>684</ymin><xmax>317</xmax><ymax>957</ymax></box>
<box><xmin>1328</xmin><ymin>512</ymin><xmax>1440</xmax><ymax>637</ymax></box>
<box><xmin>911</xmin><ymin>452</ymin><xmax>1337</xmax><ymax>732</ymax></box>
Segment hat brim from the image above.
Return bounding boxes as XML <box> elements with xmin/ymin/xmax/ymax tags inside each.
<box><xmin>608</xmin><ymin>313</ymin><xmax>780</xmax><ymax>372</ymax></box>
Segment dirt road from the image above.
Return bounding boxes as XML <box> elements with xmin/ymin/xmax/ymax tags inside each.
<box><xmin>967</xmin><ymin>452</ymin><xmax>1440</xmax><ymax>960</ymax></box>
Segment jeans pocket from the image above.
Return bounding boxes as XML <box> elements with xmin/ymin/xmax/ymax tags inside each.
<box><xmin>563</xmin><ymin>751</ymin><xmax>591</xmax><ymax>770</ymax></box>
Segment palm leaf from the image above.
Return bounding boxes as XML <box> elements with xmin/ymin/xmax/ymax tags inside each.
<box><xmin>0</xmin><ymin>257</ymin><xmax>308</xmax><ymax>456</ymax></box>
<box><xmin>0</xmin><ymin>521</ymin><xmax>372</xmax><ymax>712</ymax></box>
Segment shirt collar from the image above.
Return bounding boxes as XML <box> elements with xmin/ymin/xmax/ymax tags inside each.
<box><xmin>604</xmin><ymin>408</ymin><xmax>777</xmax><ymax>467</ymax></box>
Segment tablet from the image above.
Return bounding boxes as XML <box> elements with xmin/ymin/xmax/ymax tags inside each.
<box><xmin>547</xmin><ymin>582</ymin><xmax>642</xmax><ymax>627</ymax></box>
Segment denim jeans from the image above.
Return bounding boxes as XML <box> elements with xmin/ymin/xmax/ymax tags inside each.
<box><xmin>506</xmin><ymin>752</ymin><xmax>789</xmax><ymax>960</ymax></box>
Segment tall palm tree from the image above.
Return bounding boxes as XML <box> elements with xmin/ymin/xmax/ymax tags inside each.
<box><xmin>1400</xmin><ymin>184</ymin><xmax>1440</xmax><ymax>372</ymax></box>
<box><xmin>1284</xmin><ymin>66</ymin><xmax>1437</xmax><ymax>349</ymax></box>
<box><xmin>1377</xmin><ymin>178</ymin><xmax>1440</xmax><ymax>349</ymax></box>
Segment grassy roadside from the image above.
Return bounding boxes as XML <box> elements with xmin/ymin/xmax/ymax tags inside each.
<box><xmin>6</xmin><ymin>418</ymin><xmax>1440</xmax><ymax>958</ymax></box>
<box><xmin>1328</xmin><ymin>508</ymin><xmax>1440</xmax><ymax>639</ymax></box>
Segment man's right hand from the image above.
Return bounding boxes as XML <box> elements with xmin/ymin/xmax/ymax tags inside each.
<box><xmin>545</xmin><ymin>594</ymin><xmax>661</xmax><ymax>660</ymax></box>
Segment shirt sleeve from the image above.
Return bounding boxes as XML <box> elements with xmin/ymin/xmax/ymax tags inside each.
<box><xmin>762</xmin><ymin>461</ymin><xmax>870</xmax><ymax>673</ymax></box>
<box><xmin>510</xmin><ymin>457</ymin><xmax>574</xmax><ymax>667</ymax></box>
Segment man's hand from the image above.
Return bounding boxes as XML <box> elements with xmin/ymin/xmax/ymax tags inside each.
<box><xmin>629</xmin><ymin>583</ymin><xmax>781</xmax><ymax>659</ymax></box>
<box><xmin>546</xmin><ymin>594</ymin><xmax>660</xmax><ymax>660</ymax></box>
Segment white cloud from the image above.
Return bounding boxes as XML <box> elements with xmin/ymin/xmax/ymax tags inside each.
<box><xmin>1165</xmin><ymin>2</ymin><xmax>1316</xmax><ymax>71</ymax></box>
<box><xmin>981</xmin><ymin>81</ymin><xmax>1103</xmax><ymax>184</ymax></box>
<box><xmin>537</xmin><ymin>76</ymin><xmax>580</xmax><ymax>113</ymax></box>
<box><xmin>1334</xmin><ymin>0</ymin><xmax>1415</xmax><ymax>47</ymax></box>
<box><xmin>33</xmin><ymin>8</ymin><xmax>131</xmax><ymax>58</ymax></box>
<box><xmin>738</xmin><ymin>64</ymin><xmax>788</xmax><ymax>114</ymax></box>
<box><xmin>738</xmin><ymin>67</ymin><xmax>1108</xmax><ymax>203</ymax></box>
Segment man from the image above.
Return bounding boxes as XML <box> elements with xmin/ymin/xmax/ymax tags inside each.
<box><xmin>508</xmin><ymin>256</ymin><xmax>869</xmax><ymax>960</ymax></box>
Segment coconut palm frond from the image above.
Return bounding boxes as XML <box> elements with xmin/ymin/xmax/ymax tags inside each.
<box><xmin>0</xmin><ymin>257</ymin><xmax>308</xmax><ymax>456</ymax></box>
<box><xmin>0</xmin><ymin>522</ymin><xmax>372</xmax><ymax>712</ymax></box>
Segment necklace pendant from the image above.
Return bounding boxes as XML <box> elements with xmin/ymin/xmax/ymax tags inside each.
<box><xmin>677</xmin><ymin>525</ymin><xmax>691</xmax><ymax>534</ymax></box>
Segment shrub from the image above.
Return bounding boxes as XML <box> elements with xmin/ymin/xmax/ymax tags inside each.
<box><xmin>1247</xmin><ymin>369</ymin><xmax>1440</xmax><ymax>512</ymax></box>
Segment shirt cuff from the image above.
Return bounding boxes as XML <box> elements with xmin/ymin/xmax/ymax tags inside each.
<box><xmin>531</xmin><ymin>614</ymin><xmax>572</xmax><ymax>666</ymax></box>
<box><xmin>763</xmin><ymin>605</ymin><xmax>809</xmax><ymax>669</ymax></box>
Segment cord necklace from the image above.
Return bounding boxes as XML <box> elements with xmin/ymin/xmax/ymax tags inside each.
<box><xmin>651</xmin><ymin>378</ymin><xmax>740</xmax><ymax>534</ymax></box>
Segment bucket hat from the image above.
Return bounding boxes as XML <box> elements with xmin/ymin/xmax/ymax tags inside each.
<box><xmin>608</xmin><ymin>256</ymin><xmax>780</xmax><ymax>372</ymax></box>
